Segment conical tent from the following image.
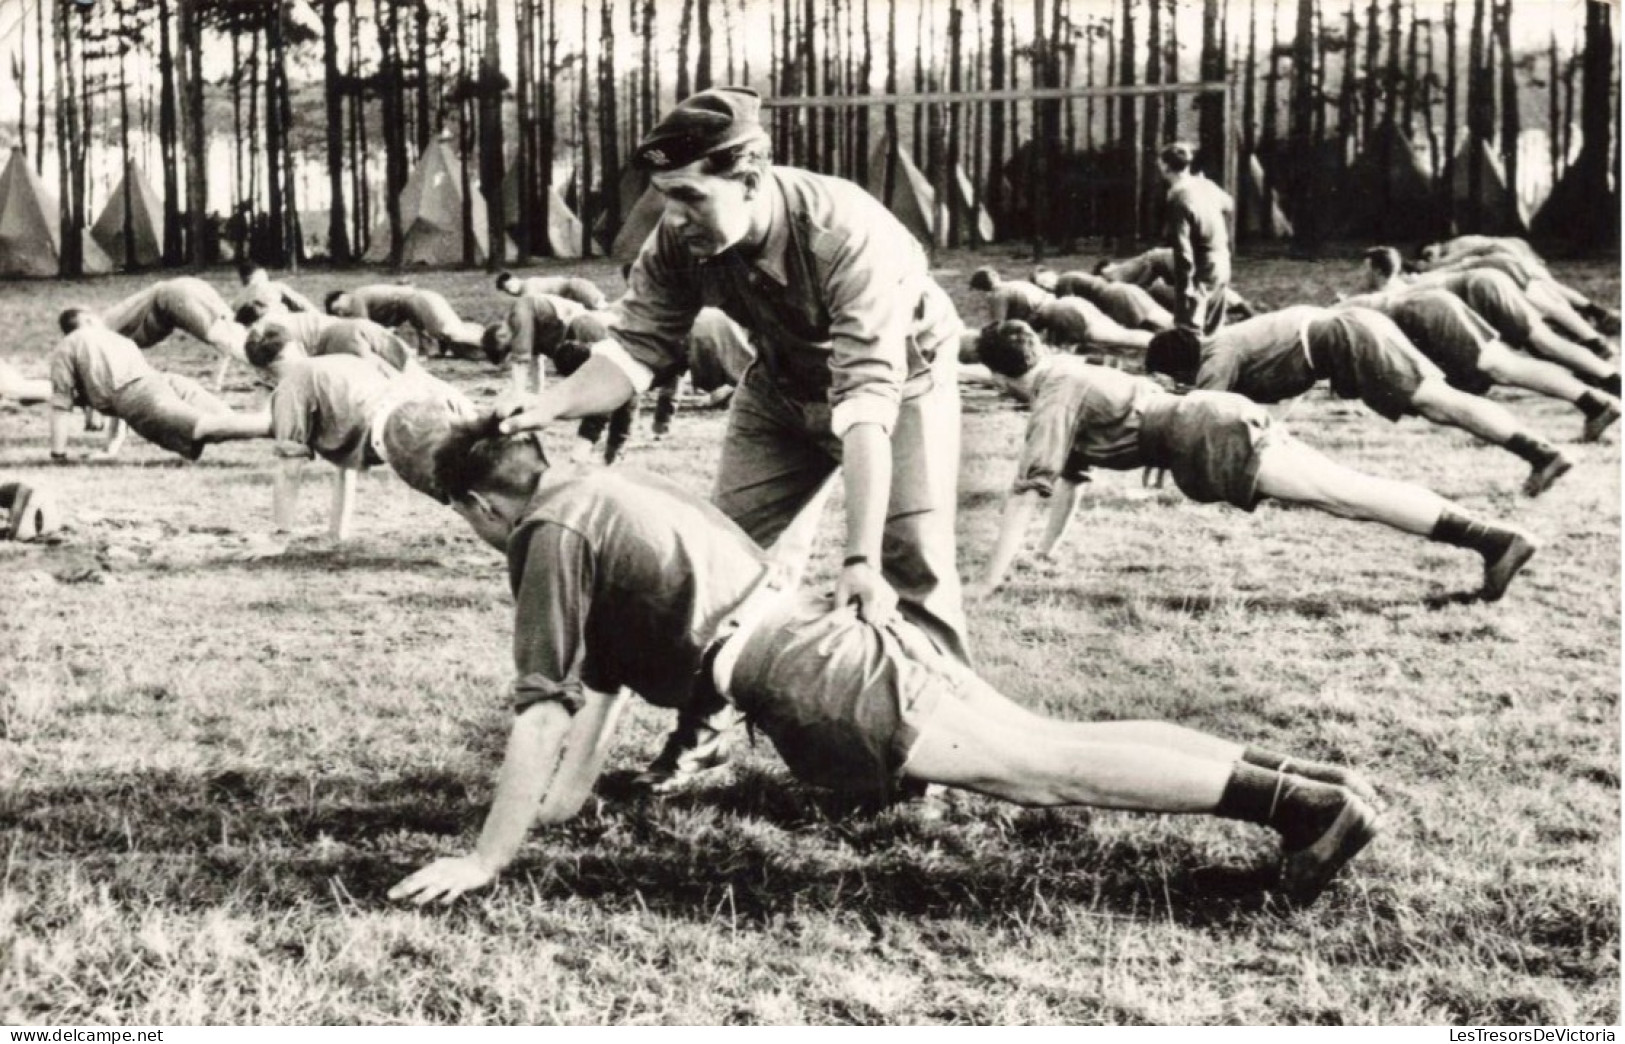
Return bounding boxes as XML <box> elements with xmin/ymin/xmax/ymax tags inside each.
<box><xmin>1449</xmin><ymin>137</ymin><xmax>1531</xmax><ymax>234</ymax></box>
<box><xmin>1237</xmin><ymin>152</ymin><xmax>1294</xmax><ymax>237</ymax></box>
<box><xmin>0</xmin><ymin>149</ymin><xmax>111</xmax><ymax>277</ymax></box>
<box><xmin>1342</xmin><ymin>123</ymin><xmax>1434</xmax><ymax>238</ymax></box>
<box><xmin>499</xmin><ymin>165</ymin><xmax>585</xmax><ymax>259</ymax></box>
<box><xmin>865</xmin><ymin>137</ymin><xmax>939</xmax><ymax>246</ymax></box>
<box><xmin>91</xmin><ymin>162</ymin><xmax>164</xmax><ymax>268</ymax></box>
<box><xmin>611</xmin><ymin>185</ymin><xmax>666</xmax><ymax>260</ymax></box>
<box><xmin>364</xmin><ymin>137</ymin><xmax>516</xmax><ymax>264</ymax></box>
<box><xmin>950</xmin><ymin>163</ymin><xmax>996</xmax><ymax>243</ymax></box>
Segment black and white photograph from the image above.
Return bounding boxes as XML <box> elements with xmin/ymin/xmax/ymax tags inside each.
<box><xmin>0</xmin><ymin>0</ymin><xmax>1618</xmax><ymax>1027</ymax></box>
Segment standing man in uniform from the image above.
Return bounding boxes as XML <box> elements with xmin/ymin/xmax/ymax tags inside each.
<box><xmin>1159</xmin><ymin>143</ymin><xmax>1234</xmax><ymax>336</ymax></box>
<box><xmin>494</xmin><ymin>86</ymin><xmax>969</xmax><ymax>790</ymax></box>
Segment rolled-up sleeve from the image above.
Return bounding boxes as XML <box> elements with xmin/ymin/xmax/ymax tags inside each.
<box><xmin>47</xmin><ymin>348</ymin><xmax>79</xmax><ymax>411</ymax></box>
<box><xmin>607</xmin><ymin>231</ymin><xmax>702</xmax><ymax>386</ymax></box>
<box><xmin>1012</xmin><ymin>383</ymin><xmax>1089</xmax><ymax>499</ymax></box>
<box><xmin>821</xmin><ymin>227</ymin><xmax>915</xmax><ymax>438</ymax></box>
<box><xmin>508</xmin><ymin>523</ymin><xmax>597</xmax><ymax>715</ymax></box>
<box><xmin>268</xmin><ymin>378</ymin><xmax>316</xmax><ymax>459</ymax></box>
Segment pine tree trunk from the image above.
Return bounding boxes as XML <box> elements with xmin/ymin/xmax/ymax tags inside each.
<box><xmin>987</xmin><ymin>0</ymin><xmax>1004</xmax><ymax>219</ymax></box>
<box><xmin>1142</xmin><ymin>0</ymin><xmax>1162</xmax><ymax>237</ymax></box>
<box><xmin>696</xmin><ymin>0</ymin><xmax>713</xmax><ymax>91</ymax></box>
<box><xmin>1288</xmin><ymin>0</ymin><xmax>1315</xmax><ymax>247</ymax></box>
<box><xmin>157</xmin><ymin>0</ymin><xmax>182</xmax><ymax>265</ymax></box>
<box><xmin>1119</xmin><ymin>0</ymin><xmax>1139</xmax><ymax>244</ymax></box>
<box><xmin>383</xmin><ymin>0</ymin><xmax>405</xmax><ymax>266</ymax></box>
<box><xmin>1465</xmin><ymin>0</ymin><xmax>1486</xmax><ymax>230</ymax></box>
<box><xmin>597</xmin><ymin>2</ymin><xmax>620</xmax><ymax>240</ymax></box>
<box><xmin>578</xmin><ymin>0</ymin><xmax>593</xmax><ymax>258</ymax></box>
<box><xmin>1493</xmin><ymin>0</ymin><xmax>1517</xmax><ymax>231</ymax></box>
<box><xmin>1442</xmin><ymin>0</ymin><xmax>1457</xmax><ymax>233</ymax></box>
<box><xmin>1199</xmin><ymin>0</ymin><xmax>1223</xmax><ymax>165</ymax></box>
<box><xmin>1362</xmin><ymin>0</ymin><xmax>1380</xmax><ymax>148</ymax></box>
<box><xmin>179</xmin><ymin>0</ymin><xmax>208</xmax><ymax>266</ymax></box>
<box><xmin>56</xmin><ymin>1</ymin><xmax>82</xmax><ymax>276</ymax></box>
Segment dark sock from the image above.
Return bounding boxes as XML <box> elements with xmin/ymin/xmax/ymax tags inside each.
<box><xmin>1430</xmin><ymin>507</ymin><xmax>1515</xmax><ymax>560</ymax></box>
<box><xmin>1503</xmin><ymin>432</ymin><xmax>1559</xmax><ymax>468</ymax></box>
<box><xmin>1605</xmin><ymin>373</ymin><xmax>1622</xmax><ymax>397</ymax></box>
<box><xmin>1576</xmin><ymin>389</ymin><xmax>1616</xmax><ymax>419</ymax></box>
<box><xmin>1215</xmin><ymin>764</ymin><xmax>1346</xmax><ymax>849</ymax></box>
<box><xmin>0</xmin><ymin>481</ymin><xmax>18</xmax><ymax>512</ymax></box>
<box><xmin>1243</xmin><ymin>747</ymin><xmax>1361</xmax><ymax>792</ymax></box>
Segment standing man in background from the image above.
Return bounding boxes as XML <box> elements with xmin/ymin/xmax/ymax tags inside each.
<box><xmin>1159</xmin><ymin>143</ymin><xmax>1234</xmax><ymax>336</ymax></box>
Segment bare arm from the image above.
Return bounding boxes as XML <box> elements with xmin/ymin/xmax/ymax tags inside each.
<box><xmin>978</xmin><ymin>489</ymin><xmax>1045</xmax><ymax>594</ymax></box>
<box><xmin>328</xmin><ymin>467</ymin><xmax>358</xmax><ymax>540</ymax></box>
<box><xmin>49</xmin><ymin>408</ymin><xmax>75</xmax><ymax>457</ymax></box>
<box><xmin>533</xmin><ymin>688</ymin><xmax>629</xmax><ymax>822</ymax></box>
<box><xmin>101</xmin><ymin>417</ymin><xmax>127</xmax><ymax>458</ymax></box>
<box><xmin>272</xmin><ymin>457</ymin><xmax>304</xmax><ymax>531</ymax></box>
<box><xmin>832</xmin><ymin>422</ymin><xmax>898</xmax><ymax>623</ymax></box>
<box><xmin>1037</xmin><ymin>478</ymin><xmax>1086</xmax><ymax>557</ymax></box>
<box><xmin>498</xmin><ymin>354</ymin><xmax>635</xmax><ymax>434</ymax></box>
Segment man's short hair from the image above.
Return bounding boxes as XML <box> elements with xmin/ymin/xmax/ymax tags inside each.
<box><xmin>244</xmin><ymin>325</ymin><xmax>292</xmax><ymax>369</ymax></box>
<box><xmin>620</xmin><ymin>262</ymin><xmax>634</xmax><ymax>282</ymax></box>
<box><xmin>977</xmin><ymin>320</ymin><xmax>1045</xmax><ymax>379</ymax></box>
<box><xmin>432</xmin><ymin>412</ymin><xmax>549</xmax><ymax>505</ymax></box>
<box><xmin>1145</xmin><ymin>328</ymin><xmax>1204</xmax><ymax>384</ymax></box>
<box><xmin>1091</xmin><ymin>258</ymin><xmax>1113</xmax><ymax>276</ymax></box>
<box><xmin>495</xmin><ymin>271</ymin><xmax>516</xmax><ymax>291</ymax></box>
<box><xmin>235</xmin><ymin>300</ymin><xmax>270</xmax><ymax>326</ymax></box>
<box><xmin>969</xmin><ymin>267</ymin><xmax>999</xmax><ymax>292</ymax></box>
<box><xmin>1364</xmin><ymin>247</ymin><xmax>1403</xmax><ymax>279</ymax></box>
<box><xmin>1158</xmin><ymin>142</ymin><xmax>1196</xmax><ymax>173</ymax></box>
<box><xmin>323</xmin><ymin>289</ymin><xmax>346</xmax><ymax>313</ymax></box>
<box><xmin>481</xmin><ymin>322</ymin><xmax>511</xmax><ymax>365</ymax></box>
<box><xmin>58</xmin><ymin>308</ymin><xmax>90</xmax><ymax>335</ymax></box>
<box><xmin>236</xmin><ymin>262</ymin><xmax>258</xmax><ymax>284</ymax></box>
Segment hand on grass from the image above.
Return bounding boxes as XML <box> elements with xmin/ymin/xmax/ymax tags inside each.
<box><xmin>388</xmin><ymin>854</ymin><xmax>497</xmax><ymax>905</ymax></box>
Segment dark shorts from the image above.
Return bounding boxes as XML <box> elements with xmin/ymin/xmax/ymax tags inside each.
<box><xmin>1459</xmin><ymin>278</ymin><xmax>1536</xmax><ymax>347</ymax></box>
<box><xmin>1308</xmin><ymin>312</ymin><xmax>1438</xmax><ymax>422</ymax></box>
<box><xmin>729</xmin><ymin>594</ymin><xmax>963</xmax><ymax>799</ymax></box>
<box><xmin>113</xmin><ymin>372</ymin><xmax>229</xmax><ymax>460</ymax></box>
<box><xmin>1137</xmin><ymin>392</ymin><xmax>1272</xmax><ymax>510</ymax></box>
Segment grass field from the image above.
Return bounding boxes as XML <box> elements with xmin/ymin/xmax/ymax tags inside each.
<box><xmin>0</xmin><ymin>248</ymin><xmax>1618</xmax><ymax>1025</ymax></box>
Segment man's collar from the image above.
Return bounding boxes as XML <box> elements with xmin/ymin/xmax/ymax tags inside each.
<box><xmin>750</xmin><ymin>171</ymin><xmax>789</xmax><ymax>285</ymax></box>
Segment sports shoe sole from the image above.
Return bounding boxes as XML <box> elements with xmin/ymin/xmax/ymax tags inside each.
<box><xmin>1280</xmin><ymin>796</ymin><xmax>1382</xmax><ymax>906</ymax></box>
<box><xmin>1523</xmin><ymin>454</ymin><xmax>1573</xmax><ymax>498</ymax></box>
<box><xmin>1583</xmin><ymin>402</ymin><xmax>1621</xmax><ymax>444</ymax></box>
<box><xmin>1481</xmin><ymin>532</ymin><xmax>1538</xmax><ymax>603</ymax></box>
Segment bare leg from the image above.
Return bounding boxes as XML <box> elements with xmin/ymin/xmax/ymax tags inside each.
<box><xmin>193</xmin><ymin>408</ymin><xmax>273</xmax><ymax>444</ymax></box>
<box><xmin>1526</xmin><ymin>280</ymin><xmax>1606</xmax><ymax>344</ymax></box>
<box><xmin>1254</xmin><ymin>437</ymin><xmax>1445</xmax><ymax>534</ymax></box>
<box><xmin>1478</xmin><ymin>341</ymin><xmax>1593</xmax><ymax>403</ymax></box>
<box><xmin>1524</xmin><ymin>325</ymin><xmax>1617</xmax><ymax>382</ymax></box>
<box><xmin>1409</xmin><ymin>378</ymin><xmax>1521</xmax><ymax>444</ymax></box>
<box><xmin>328</xmin><ymin>467</ymin><xmax>358</xmax><ymax>540</ymax></box>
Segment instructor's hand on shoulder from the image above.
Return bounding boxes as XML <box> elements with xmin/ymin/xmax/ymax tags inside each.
<box><xmin>837</xmin><ymin>561</ymin><xmax>899</xmax><ymax>627</ymax></box>
<box><xmin>493</xmin><ymin>390</ymin><xmax>556</xmax><ymax>436</ymax></box>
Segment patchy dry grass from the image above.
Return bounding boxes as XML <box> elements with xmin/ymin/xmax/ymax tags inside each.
<box><xmin>0</xmin><ymin>249</ymin><xmax>1617</xmax><ymax>1024</ymax></box>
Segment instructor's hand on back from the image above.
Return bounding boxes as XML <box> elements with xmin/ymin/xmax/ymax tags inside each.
<box><xmin>494</xmin><ymin>389</ymin><xmax>557</xmax><ymax>435</ymax></box>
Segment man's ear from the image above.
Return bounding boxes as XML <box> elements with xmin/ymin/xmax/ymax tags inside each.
<box><xmin>740</xmin><ymin>168</ymin><xmax>764</xmax><ymax>199</ymax></box>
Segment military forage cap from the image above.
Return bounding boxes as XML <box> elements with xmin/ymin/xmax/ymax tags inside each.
<box><xmin>634</xmin><ymin>87</ymin><xmax>764</xmax><ymax>172</ymax></box>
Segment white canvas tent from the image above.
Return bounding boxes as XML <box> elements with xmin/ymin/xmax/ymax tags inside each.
<box><xmin>91</xmin><ymin>162</ymin><xmax>164</xmax><ymax>268</ymax></box>
<box><xmin>951</xmin><ymin>162</ymin><xmax>997</xmax><ymax>243</ymax></box>
<box><xmin>0</xmin><ymin>149</ymin><xmax>111</xmax><ymax>277</ymax></box>
<box><xmin>865</xmin><ymin>137</ymin><xmax>941</xmax><ymax>247</ymax></box>
<box><xmin>499</xmin><ymin>163</ymin><xmax>586</xmax><ymax>259</ymax></box>
<box><xmin>364</xmin><ymin>136</ymin><xmax>516</xmax><ymax>264</ymax></box>
<box><xmin>611</xmin><ymin>185</ymin><xmax>666</xmax><ymax>260</ymax></box>
<box><xmin>1449</xmin><ymin>137</ymin><xmax>1531</xmax><ymax>234</ymax></box>
<box><xmin>1343</xmin><ymin>123</ymin><xmax>1434</xmax><ymax>237</ymax></box>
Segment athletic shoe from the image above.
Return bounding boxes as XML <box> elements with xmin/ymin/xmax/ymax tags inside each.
<box><xmin>632</xmin><ymin>709</ymin><xmax>740</xmax><ymax>794</ymax></box>
<box><xmin>1481</xmin><ymin>530</ymin><xmax>1538</xmax><ymax>602</ymax></box>
<box><xmin>1522</xmin><ymin>453</ymin><xmax>1573</xmax><ymax>497</ymax></box>
<box><xmin>1279</xmin><ymin>788</ymin><xmax>1382</xmax><ymax>906</ymax></box>
<box><xmin>1583</xmin><ymin>401</ymin><xmax>1622</xmax><ymax>444</ymax></box>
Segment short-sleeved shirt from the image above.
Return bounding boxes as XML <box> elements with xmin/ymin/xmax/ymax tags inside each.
<box><xmin>48</xmin><ymin>326</ymin><xmax>156</xmax><ymax>411</ymax></box>
<box><xmin>268</xmin><ymin>354</ymin><xmax>409</xmax><ymax>468</ymax></box>
<box><xmin>511</xmin><ymin>276</ymin><xmax>608</xmax><ymax>310</ymax></box>
<box><xmin>262</xmin><ymin>311</ymin><xmax>340</xmax><ymax>350</ymax></box>
<box><xmin>987</xmin><ymin>281</ymin><xmax>1052</xmax><ymax>323</ymax></box>
<box><xmin>313</xmin><ymin>319</ymin><xmax>416</xmax><ymax>372</ymax></box>
<box><xmin>1165</xmin><ymin>175</ymin><xmax>1234</xmax><ymax>289</ymax></box>
<box><xmin>1013</xmin><ymin>356</ymin><xmax>1162</xmax><ymax>497</ymax></box>
<box><xmin>103</xmin><ymin>278</ymin><xmax>230</xmax><ymax>347</ymax></box>
<box><xmin>343</xmin><ymin>286</ymin><xmax>453</xmax><ymax>332</ymax></box>
<box><xmin>506</xmin><ymin>469</ymin><xmax>771</xmax><ymax>715</ymax></box>
<box><xmin>1195</xmin><ymin>306</ymin><xmax>1329</xmax><ymax>402</ymax></box>
<box><xmin>507</xmin><ymin>293</ymin><xmax>589</xmax><ymax>361</ymax></box>
<box><xmin>610</xmin><ymin>165</ymin><xmax>961</xmax><ymax>437</ymax></box>
<box><xmin>1031</xmin><ymin>297</ymin><xmax>1123</xmax><ymax>346</ymax></box>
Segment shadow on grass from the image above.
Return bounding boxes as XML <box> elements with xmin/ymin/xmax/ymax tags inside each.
<box><xmin>1032</xmin><ymin>586</ymin><xmax>1430</xmax><ymax>619</ymax></box>
<box><xmin>229</xmin><ymin>548</ymin><xmax>456</xmax><ymax>575</ymax></box>
<box><xmin>5</xmin><ymin>764</ymin><xmax>1293</xmax><ymax>929</ymax></box>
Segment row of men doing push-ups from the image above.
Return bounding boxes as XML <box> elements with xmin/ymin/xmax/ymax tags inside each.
<box><xmin>5</xmin><ymin>87</ymin><xmax>1619</xmax><ymax>912</ymax></box>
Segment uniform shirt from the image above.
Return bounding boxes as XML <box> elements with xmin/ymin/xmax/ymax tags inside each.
<box><xmin>506</xmin><ymin>468</ymin><xmax>771</xmax><ymax>715</ymax></box>
<box><xmin>1031</xmin><ymin>297</ymin><xmax>1124</xmax><ymax>346</ymax></box>
<box><xmin>314</xmin><ymin>319</ymin><xmax>416</xmax><ymax>372</ymax></box>
<box><xmin>48</xmin><ymin>326</ymin><xmax>155</xmax><ymax>411</ymax></box>
<box><xmin>609</xmin><ymin>165</ymin><xmax>961</xmax><ymax>438</ymax></box>
<box><xmin>268</xmin><ymin>354</ymin><xmax>410</xmax><ymax>468</ymax></box>
<box><xmin>687</xmin><ymin>307</ymin><xmax>755</xmax><ymax>393</ymax></box>
<box><xmin>343</xmin><ymin>285</ymin><xmax>448</xmax><ymax>329</ymax></box>
<box><xmin>1343</xmin><ymin>288</ymin><xmax>1496</xmax><ymax>351</ymax></box>
<box><xmin>506</xmin><ymin>293</ymin><xmax>588</xmax><ymax>361</ymax></box>
<box><xmin>986</xmin><ymin>281</ymin><xmax>1052</xmax><ymax>323</ymax></box>
<box><xmin>509</xmin><ymin>276</ymin><xmax>607</xmax><ymax>310</ymax></box>
<box><xmin>1013</xmin><ymin>356</ymin><xmax>1162</xmax><ymax>497</ymax></box>
<box><xmin>238</xmin><ymin>271</ymin><xmax>315</xmax><ymax>313</ymax></box>
<box><xmin>103</xmin><ymin>277</ymin><xmax>225</xmax><ymax>347</ymax></box>
<box><xmin>1195</xmin><ymin>305</ymin><xmax>1329</xmax><ymax>402</ymax></box>
<box><xmin>1164</xmin><ymin>174</ymin><xmax>1234</xmax><ymax>289</ymax></box>
<box><xmin>261</xmin><ymin>311</ymin><xmax>340</xmax><ymax>350</ymax></box>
